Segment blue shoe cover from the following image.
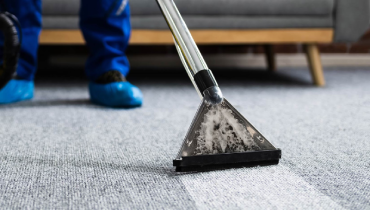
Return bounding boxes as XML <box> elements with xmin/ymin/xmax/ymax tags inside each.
<box><xmin>0</xmin><ymin>79</ymin><xmax>34</xmax><ymax>104</ymax></box>
<box><xmin>89</xmin><ymin>81</ymin><xmax>143</xmax><ymax>108</ymax></box>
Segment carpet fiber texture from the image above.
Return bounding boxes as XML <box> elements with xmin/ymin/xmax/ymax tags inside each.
<box><xmin>0</xmin><ymin>68</ymin><xmax>369</xmax><ymax>209</ymax></box>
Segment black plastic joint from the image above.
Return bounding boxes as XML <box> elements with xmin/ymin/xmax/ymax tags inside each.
<box><xmin>193</xmin><ymin>69</ymin><xmax>217</xmax><ymax>95</ymax></box>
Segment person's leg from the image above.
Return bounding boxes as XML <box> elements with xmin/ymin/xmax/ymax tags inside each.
<box><xmin>0</xmin><ymin>0</ymin><xmax>41</xmax><ymax>104</ymax></box>
<box><xmin>80</xmin><ymin>0</ymin><xmax>142</xmax><ymax>107</ymax></box>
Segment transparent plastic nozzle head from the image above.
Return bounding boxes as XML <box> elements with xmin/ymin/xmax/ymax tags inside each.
<box><xmin>203</xmin><ymin>86</ymin><xmax>223</xmax><ymax>105</ymax></box>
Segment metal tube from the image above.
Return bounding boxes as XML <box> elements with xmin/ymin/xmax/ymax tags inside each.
<box><xmin>173</xmin><ymin>37</ymin><xmax>203</xmax><ymax>99</ymax></box>
<box><xmin>156</xmin><ymin>0</ymin><xmax>208</xmax><ymax>75</ymax></box>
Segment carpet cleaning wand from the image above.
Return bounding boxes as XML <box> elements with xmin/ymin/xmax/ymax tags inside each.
<box><xmin>157</xmin><ymin>0</ymin><xmax>281</xmax><ymax>172</ymax></box>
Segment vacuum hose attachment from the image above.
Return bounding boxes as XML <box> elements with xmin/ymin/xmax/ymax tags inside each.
<box><xmin>0</xmin><ymin>12</ymin><xmax>20</xmax><ymax>90</ymax></box>
<box><xmin>193</xmin><ymin>70</ymin><xmax>217</xmax><ymax>96</ymax></box>
<box><xmin>194</xmin><ymin>70</ymin><xmax>223</xmax><ymax>105</ymax></box>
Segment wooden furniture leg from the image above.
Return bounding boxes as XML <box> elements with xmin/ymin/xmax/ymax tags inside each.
<box><xmin>264</xmin><ymin>45</ymin><xmax>276</xmax><ymax>72</ymax></box>
<box><xmin>304</xmin><ymin>44</ymin><xmax>325</xmax><ymax>86</ymax></box>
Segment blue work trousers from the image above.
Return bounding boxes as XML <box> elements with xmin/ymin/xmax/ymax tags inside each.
<box><xmin>0</xmin><ymin>0</ymin><xmax>131</xmax><ymax>81</ymax></box>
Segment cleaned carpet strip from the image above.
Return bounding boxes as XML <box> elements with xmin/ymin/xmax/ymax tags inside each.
<box><xmin>180</xmin><ymin>165</ymin><xmax>344</xmax><ymax>209</ymax></box>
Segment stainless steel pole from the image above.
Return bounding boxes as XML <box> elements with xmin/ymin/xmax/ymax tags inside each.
<box><xmin>173</xmin><ymin>37</ymin><xmax>203</xmax><ymax>98</ymax></box>
<box><xmin>156</xmin><ymin>0</ymin><xmax>208</xmax><ymax>75</ymax></box>
<box><xmin>157</xmin><ymin>0</ymin><xmax>223</xmax><ymax>104</ymax></box>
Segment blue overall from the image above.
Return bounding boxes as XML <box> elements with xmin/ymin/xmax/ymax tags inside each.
<box><xmin>0</xmin><ymin>0</ymin><xmax>131</xmax><ymax>81</ymax></box>
<box><xmin>0</xmin><ymin>0</ymin><xmax>142</xmax><ymax>107</ymax></box>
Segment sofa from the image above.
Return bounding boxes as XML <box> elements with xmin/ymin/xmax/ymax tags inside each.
<box><xmin>41</xmin><ymin>0</ymin><xmax>370</xmax><ymax>86</ymax></box>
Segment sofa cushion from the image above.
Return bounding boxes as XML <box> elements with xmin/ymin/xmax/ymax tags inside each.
<box><xmin>43</xmin><ymin>16</ymin><xmax>333</xmax><ymax>29</ymax></box>
<box><xmin>132</xmin><ymin>0</ymin><xmax>334</xmax><ymax>16</ymax></box>
<box><xmin>43</xmin><ymin>0</ymin><xmax>80</xmax><ymax>16</ymax></box>
<box><xmin>43</xmin><ymin>0</ymin><xmax>334</xmax><ymax>17</ymax></box>
<box><xmin>42</xmin><ymin>0</ymin><xmax>334</xmax><ymax>30</ymax></box>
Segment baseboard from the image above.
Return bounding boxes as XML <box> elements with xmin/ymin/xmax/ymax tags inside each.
<box><xmin>49</xmin><ymin>54</ymin><xmax>370</xmax><ymax>69</ymax></box>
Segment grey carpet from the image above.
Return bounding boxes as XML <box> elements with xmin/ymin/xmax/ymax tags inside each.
<box><xmin>0</xmin><ymin>68</ymin><xmax>369</xmax><ymax>209</ymax></box>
